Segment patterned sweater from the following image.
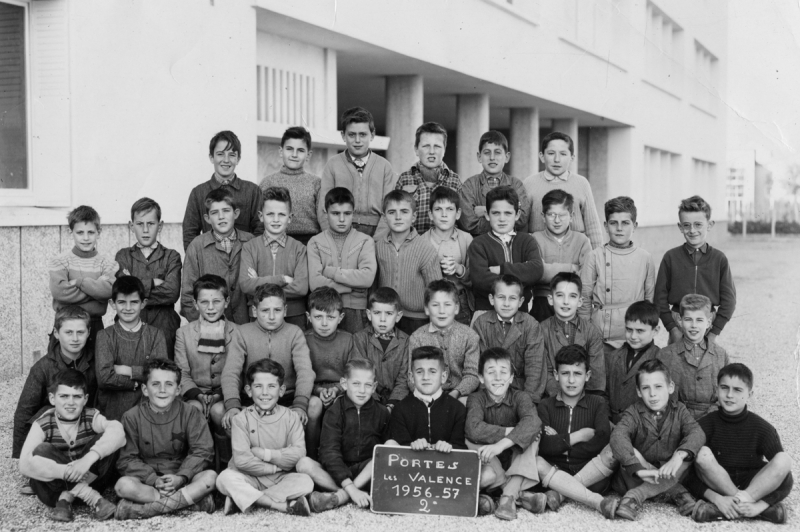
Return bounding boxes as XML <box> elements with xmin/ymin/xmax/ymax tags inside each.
<box><xmin>259</xmin><ymin>166</ymin><xmax>321</xmax><ymax>236</ymax></box>
<box><xmin>407</xmin><ymin>323</ymin><xmax>481</xmax><ymax>397</ymax></box>
<box><xmin>48</xmin><ymin>247</ymin><xmax>118</xmax><ymax>317</ymax></box>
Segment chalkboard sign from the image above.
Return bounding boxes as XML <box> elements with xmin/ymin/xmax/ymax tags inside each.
<box><xmin>370</xmin><ymin>444</ymin><xmax>480</xmax><ymax>517</ymax></box>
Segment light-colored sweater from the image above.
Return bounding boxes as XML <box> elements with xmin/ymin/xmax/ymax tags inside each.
<box><xmin>259</xmin><ymin>166</ymin><xmax>321</xmax><ymax>236</ymax></box>
<box><xmin>532</xmin><ymin>229</ymin><xmax>592</xmax><ymax>298</ymax></box>
<box><xmin>238</xmin><ymin>235</ymin><xmax>309</xmax><ymax>317</ymax></box>
<box><xmin>307</xmin><ymin>229</ymin><xmax>376</xmax><ymax>310</ymax></box>
<box><xmin>229</xmin><ymin>405</ymin><xmax>306</xmax><ymax>477</ymax></box>
<box><xmin>48</xmin><ymin>247</ymin><xmax>118</xmax><ymax>317</ymax></box>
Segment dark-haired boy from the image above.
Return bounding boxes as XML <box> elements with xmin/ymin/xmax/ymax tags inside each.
<box><xmin>95</xmin><ymin>276</ymin><xmax>168</xmax><ymax>420</ymax></box>
<box><xmin>459</xmin><ymin>131</ymin><xmax>529</xmax><ymax>236</ymax></box>
<box><xmin>116</xmin><ymin>197</ymin><xmax>182</xmax><ymax>359</ymax></box>
<box><xmin>183</xmin><ymin>130</ymin><xmax>263</xmax><ymax>250</ymax></box>
<box><xmin>259</xmin><ymin>126</ymin><xmax>320</xmax><ymax>245</ymax></box>
<box><xmin>655</xmin><ymin>195</ymin><xmax>736</xmax><ymax>345</ymax></box>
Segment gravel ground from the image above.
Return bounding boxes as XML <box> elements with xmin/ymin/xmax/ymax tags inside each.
<box><xmin>1</xmin><ymin>235</ymin><xmax>798</xmax><ymax>532</ymax></box>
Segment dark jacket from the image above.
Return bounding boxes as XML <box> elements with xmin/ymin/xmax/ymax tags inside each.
<box><xmin>390</xmin><ymin>393</ymin><xmax>467</xmax><ymax>449</ymax></box>
<box><xmin>539</xmin><ymin>316</ymin><xmax>606</xmax><ymax>398</ymax></box>
<box><xmin>466</xmin><ymin>388</ymin><xmax>541</xmax><ymax>449</ymax></box>
<box><xmin>538</xmin><ymin>393</ymin><xmax>610</xmax><ymax>471</ymax></box>
<box><xmin>350</xmin><ymin>325</ymin><xmax>410</xmax><ymax>405</ymax></box>
<box><xmin>606</xmin><ymin>342</ymin><xmax>660</xmax><ymax>423</ymax></box>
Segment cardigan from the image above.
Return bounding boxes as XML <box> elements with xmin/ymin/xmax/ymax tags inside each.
<box><xmin>307</xmin><ymin>229</ymin><xmax>376</xmax><ymax>310</ymax></box>
<box><xmin>350</xmin><ymin>325</ymin><xmax>410</xmax><ymax>405</ymax></box>
<box><xmin>605</xmin><ymin>342</ymin><xmax>661</xmax><ymax>423</ymax></box>
<box><xmin>539</xmin><ymin>316</ymin><xmax>605</xmax><ymax>397</ymax></box>
<box><xmin>228</xmin><ymin>405</ymin><xmax>306</xmax><ymax>477</ymax></box>
<box><xmin>458</xmin><ymin>172</ymin><xmax>530</xmax><ymax>236</ymax></box>
<box><xmin>174</xmin><ymin>319</ymin><xmax>242</xmax><ymax>400</ymax></box>
<box><xmin>238</xmin><ymin>234</ymin><xmax>309</xmax><ymax>317</ymax></box>
<box><xmin>538</xmin><ymin>393</ymin><xmax>610</xmax><ymax>471</ymax></box>
<box><xmin>408</xmin><ymin>323</ymin><xmax>481</xmax><ymax>397</ymax></box>
<box><xmin>259</xmin><ymin>166</ymin><xmax>321</xmax><ymax>236</ymax></box>
<box><xmin>532</xmin><ymin>229</ymin><xmax>592</xmax><ymax>298</ymax></box>
<box><xmin>48</xmin><ymin>247</ymin><xmax>118</xmax><ymax>318</ymax></box>
<box><xmin>390</xmin><ymin>393</ymin><xmax>467</xmax><ymax>449</ymax></box>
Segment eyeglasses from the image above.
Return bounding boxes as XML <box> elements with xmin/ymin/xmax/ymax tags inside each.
<box><xmin>680</xmin><ymin>223</ymin><xmax>706</xmax><ymax>231</ymax></box>
<box><xmin>544</xmin><ymin>212</ymin><xmax>570</xmax><ymax>221</ymax></box>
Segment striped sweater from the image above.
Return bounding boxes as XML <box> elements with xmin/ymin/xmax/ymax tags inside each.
<box><xmin>259</xmin><ymin>166</ymin><xmax>321</xmax><ymax>236</ymax></box>
<box><xmin>48</xmin><ymin>247</ymin><xmax>119</xmax><ymax>317</ymax></box>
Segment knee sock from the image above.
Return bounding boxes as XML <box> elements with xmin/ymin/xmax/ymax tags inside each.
<box><xmin>545</xmin><ymin>470</ymin><xmax>603</xmax><ymax>510</ymax></box>
<box><xmin>574</xmin><ymin>455</ymin><xmax>614</xmax><ymax>488</ymax></box>
<box><xmin>70</xmin><ymin>482</ymin><xmax>101</xmax><ymax>507</ymax></box>
<box><xmin>140</xmin><ymin>489</ymin><xmax>192</xmax><ymax>516</ymax></box>
<box><xmin>335</xmin><ymin>489</ymin><xmax>349</xmax><ymax>505</ymax></box>
<box><xmin>626</xmin><ymin>476</ymin><xmax>678</xmax><ymax>505</ymax></box>
<box><xmin>58</xmin><ymin>491</ymin><xmax>76</xmax><ymax>504</ymax></box>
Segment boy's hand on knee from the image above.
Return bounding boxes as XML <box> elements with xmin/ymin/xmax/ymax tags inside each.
<box><xmin>291</xmin><ymin>407</ymin><xmax>308</xmax><ymax>425</ymax></box>
<box><xmin>222</xmin><ymin>408</ymin><xmax>240</xmax><ymax>430</ymax></box>
<box><xmin>714</xmin><ymin>495</ymin><xmax>740</xmax><ymax>519</ymax></box>
<box><xmin>410</xmin><ymin>438</ymin><xmax>429</xmax><ymax>451</ymax></box>
<box><xmin>161</xmin><ymin>474</ymin><xmax>185</xmax><ymax>492</ymax></box>
<box><xmin>636</xmin><ymin>469</ymin><xmax>660</xmax><ymax>484</ymax></box>
<box><xmin>669</xmin><ymin>328</ymin><xmax>683</xmax><ymax>344</ymax></box>
<box><xmin>433</xmin><ymin>441</ymin><xmax>453</xmax><ymax>453</ymax></box>
<box><xmin>345</xmin><ymin>485</ymin><xmax>371</xmax><ymax>508</ymax></box>
<box><xmin>658</xmin><ymin>453</ymin><xmax>686</xmax><ymax>479</ymax></box>
<box><xmin>64</xmin><ymin>452</ymin><xmax>97</xmax><ymax>482</ymax></box>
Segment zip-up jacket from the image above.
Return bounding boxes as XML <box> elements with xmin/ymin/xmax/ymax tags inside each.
<box><xmin>390</xmin><ymin>393</ymin><xmax>467</xmax><ymax>449</ymax></box>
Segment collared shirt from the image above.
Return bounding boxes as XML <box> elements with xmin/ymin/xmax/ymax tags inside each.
<box><xmin>213</xmin><ymin>229</ymin><xmax>238</xmax><ymax>255</ymax></box>
<box><xmin>486</xmin><ymin>173</ymin><xmax>501</xmax><ymax>188</ymax></box>
<box><xmin>555</xmin><ymin>315</ymin><xmax>579</xmax><ymax>342</ymax></box>
<box><xmin>625</xmin><ymin>341</ymin><xmax>654</xmax><ymax>371</ymax></box>
<box><xmin>395</xmin><ymin>163</ymin><xmax>462</xmax><ymax>233</ymax></box>
<box><xmin>492</xmin><ymin>230</ymin><xmax>516</xmax><ymax>245</ymax></box>
<box><xmin>345</xmin><ymin>150</ymin><xmax>371</xmax><ymax>174</ymax></box>
<box><xmin>60</xmin><ymin>353</ymin><xmax>84</xmax><ymax>370</ymax></box>
<box><xmin>465</xmin><ymin>388</ymin><xmax>540</xmax><ymax>448</ymax></box>
<box><xmin>373</xmin><ymin>329</ymin><xmax>396</xmax><ymax>341</ymax></box>
<box><xmin>543</xmin><ymin>170</ymin><xmax>570</xmax><ymax>183</ymax></box>
<box><xmin>496</xmin><ymin>313</ymin><xmax>515</xmax><ymax>333</ymax></box>
<box><xmin>683</xmin><ymin>338</ymin><xmax>707</xmax><ymax>362</ymax></box>
<box><xmin>684</xmin><ymin>242</ymin><xmax>709</xmax><ymax>265</ymax></box>
<box><xmin>413</xmin><ymin>387</ymin><xmax>443</xmax><ymax>405</ymax></box>
<box><xmin>136</xmin><ymin>241</ymin><xmax>159</xmax><ymax>259</ymax></box>
<box><xmin>214</xmin><ymin>173</ymin><xmax>242</xmax><ymax>188</ymax></box>
<box><xmin>119</xmin><ymin>320</ymin><xmax>143</xmax><ymax>333</ymax></box>
<box><xmin>254</xmin><ymin>405</ymin><xmax>277</xmax><ymax>417</ymax></box>
<box><xmin>264</xmin><ymin>232</ymin><xmax>288</xmax><ymax>252</ymax></box>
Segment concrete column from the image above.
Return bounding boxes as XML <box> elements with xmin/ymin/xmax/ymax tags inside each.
<box><xmin>323</xmin><ymin>48</ymin><xmax>338</xmax><ymax>130</ymax></box>
<box><xmin>385</xmin><ymin>75</ymin><xmax>424</xmax><ymax>172</ymax></box>
<box><xmin>509</xmin><ymin>107</ymin><xmax>539</xmax><ymax>179</ymax></box>
<box><xmin>552</xmin><ymin>118</ymin><xmax>579</xmax><ymax>172</ymax></box>
<box><xmin>456</xmin><ymin>93</ymin><xmax>489</xmax><ymax>179</ymax></box>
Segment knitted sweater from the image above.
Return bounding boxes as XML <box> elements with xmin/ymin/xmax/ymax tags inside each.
<box><xmin>390</xmin><ymin>393</ymin><xmax>467</xmax><ymax>449</ymax></box>
<box><xmin>259</xmin><ymin>166</ymin><xmax>321</xmax><ymax>236</ymax></box>
<box><xmin>458</xmin><ymin>172</ymin><xmax>530</xmax><ymax>236</ymax></box>
<box><xmin>307</xmin><ymin>229</ymin><xmax>377</xmax><ymax>310</ymax></box>
<box><xmin>175</xmin><ymin>319</ymin><xmax>242</xmax><ymax>400</ymax></box>
<box><xmin>408</xmin><ymin>323</ymin><xmax>481</xmax><ymax>397</ymax></box>
<box><xmin>48</xmin><ymin>247</ymin><xmax>118</xmax><ymax>318</ymax></box>
<box><xmin>238</xmin><ymin>234</ymin><xmax>309</xmax><ymax>317</ymax></box>
<box><xmin>699</xmin><ymin>407</ymin><xmax>783</xmax><ymax>471</ymax></box>
<box><xmin>304</xmin><ymin>330</ymin><xmax>354</xmax><ymax>384</ymax></box>
<box><xmin>538</xmin><ymin>393</ymin><xmax>610</xmax><ymax>471</ymax></box>
<box><xmin>532</xmin><ymin>229</ymin><xmax>592</xmax><ymax>298</ymax></box>
<box><xmin>350</xmin><ymin>325</ymin><xmax>410</xmax><ymax>405</ymax></box>
<box><xmin>228</xmin><ymin>405</ymin><xmax>306</xmax><ymax>477</ymax></box>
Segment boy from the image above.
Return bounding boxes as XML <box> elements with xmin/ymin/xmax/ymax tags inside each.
<box><xmin>523</xmin><ymin>132</ymin><xmax>603</xmax><ymax>248</ymax></box>
<box><xmin>394</xmin><ymin>121</ymin><xmax>462</xmax><ymax>234</ymax></box>
<box><xmin>538</xmin><ymin>272</ymin><xmax>605</xmax><ymax>399</ymax></box>
<box><xmin>657</xmin><ymin>294</ymin><xmax>730</xmax><ymax>420</ymax></box>
<box><xmin>116</xmin><ymin>197</ymin><xmax>182</xmax><ymax>359</ymax></box>
<box><xmin>308</xmin><ymin>187</ymin><xmax>377</xmax><ymax>333</ymax></box>
<box><xmin>298</xmin><ymin>359</ymin><xmax>391</xmax><ymax>512</ymax></box>
<box><xmin>610</xmin><ymin>359</ymin><xmax>705</xmax><ymax>521</ymax></box>
<box><xmin>374</xmin><ymin>189</ymin><xmax>442</xmax><ymax>335</ymax></box>
<box><xmin>655</xmin><ymin>195</ymin><xmax>736</xmax><ymax>345</ymax></box>
<box><xmin>350</xmin><ymin>287</ymin><xmax>410</xmax><ymax>406</ymax></box>
<box><xmin>183</xmin><ymin>130</ymin><xmax>263</xmax><ymax>250</ymax></box>
<box><xmin>466</xmin><ymin>347</ymin><xmax>544</xmax><ymax>520</ymax></box>
<box><xmin>531</xmin><ymin>189</ymin><xmax>591</xmax><ymax>322</ymax></box>
<box><xmin>216</xmin><ymin>359</ymin><xmax>314</xmax><ymax>516</ymax></box>
<box><xmin>423</xmin><ymin>186</ymin><xmax>474</xmax><ymax>325</ymax></box>
<box><xmin>579</xmin><ymin>197</ymin><xmax>655</xmax><ymax>354</ymax></box>
<box><xmin>115</xmin><ymin>359</ymin><xmax>217</xmax><ymax>519</ymax></box>
<box><xmin>19</xmin><ymin>369</ymin><xmax>123</xmax><ymax>522</ymax></box>
<box><xmin>459</xmin><ymin>131</ymin><xmax>529</xmax><ymax>236</ymax></box>
<box><xmin>689</xmin><ymin>364</ymin><xmax>793</xmax><ymax>524</ymax></box>
<box><xmin>13</xmin><ymin>306</ymin><xmax>98</xmax><ymax>460</ymax></box>
<box><xmin>182</xmin><ymin>186</ymin><xmax>255</xmax><ymax>324</ymax></box>
<box><xmin>472</xmin><ymin>275</ymin><xmax>546</xmax><ymax>404</ymax></box>
<box><xmin>259</xmin><ymin>126</ymin><xmax>320</xmax><ymax>245</ymax></box>
<box><xmin>318</xmin><ymin>107</ymin><xmax>395</xmax><ymax>237</ymax></box>
<box><xmin>408</xmin><ymin>280</ymin><xmax>481</xmax><ymax>403</ymax></box>
<box><xmin>468</xmin><ymin>185</ymin><xmax>544</xmax><ymax>321</ymax></box>
<box><xmin>239</xmin><ymin>186</ymin><xmax>309</xmax><ymax>329</ymax></box>
<box><xmin>536</xmin><ymin>345</ymin><xmax>618</xmax><ymax>519</ymax></box>
<box><xmin>48</xmin><ymin>205</ymin><xmax>118</xmax><ymax>349</ymax></box>
<box><xmin>95</xmin><ymin>276</ymin><xmax>168</xmax><ymax>421</ymax></box>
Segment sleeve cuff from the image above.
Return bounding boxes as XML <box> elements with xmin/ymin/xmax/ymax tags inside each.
<box><xmin>679</xmin><ymin>449</ymin><xmax>695</xmax><ymax>462</ymax></box>
<box><xmin>184</xmin><ymin>388</ymin><xmax>203</xmax><ymax>401</ymax></box>
<box><xmin>323</xmin><ymin>266</ymin><xmax>337</xmax><ymax>279</ymax></box>
<box><xmin>291</xmin><ymin>396</ymin><xmax>309</xmax><ymax>413</ymax></box>
<box><xmin>341</xmin><ymin>478</ymin><xmax>354</xmax><ymax>488</ymax></box>
<box><xmin>225</xmin><ymin>399</ymin><xmax>242</xmax><ymax>411</ymax></box>
<box><xmin>131</xmin><ymin>366</ymin><xmax>145</xmax><ymax>382</ymax></box>
<box><xmin>624</xmin><ymin>462</ymin><xmax>646</xmax><ymax>476</ymax></box>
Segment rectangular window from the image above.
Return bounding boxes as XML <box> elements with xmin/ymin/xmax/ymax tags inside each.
<box><xmin>0</xmin><ymin>1</ymin><xmax>28</xmax><ymax>189</ymax></box>
<box><xmin>693</xmin><ymin>40</ymin><xmax>718</xmax><ymax>113</ymax></box>
<box><xmin>693</xmin><ymin>158</ymin><xmax>716</xmax><ymax>200</ymax></box>
<box><xmin>644</xmin><ymin>2</ymin><xmax>683</xmax><ymax>95</ymax></box>
<box><xmin>644</xmin><ymin>146</ymin><xmax>680</xmax><ymax>222</ymax></box>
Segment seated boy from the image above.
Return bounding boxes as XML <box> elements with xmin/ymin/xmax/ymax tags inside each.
<box><xmin>655</xmin><ymin>195</ymin><xmax>736</xmax><ymax>345</ymax></box>
<box><xmin>689</xmin><ymin>363</ymin><xmax>793</xmax><ymax>524</ymax></box>
<box><xmin>536</xmin><ymin>345</ymin><xmax>618</xmax><ymax>519</ymax></box>
<box><xmin>408</xmin><ymin>280</ymin><xmax>481</xmax><ymax>404</ymax></box>
<box><xmin>240</xmin><ymin>186</ymin><xmax>308</xmax><ymax>329</ymax></box>
<box><xmin>297</xmin><ymin>358</ymin><xmax>391</xmax><ymax>512</ymax></box>
<box><xmin>458</xmin><ymin>130</ymin><xmax>529</xmax><ymax>236</ymax></box>
<box><xmin>95</xmin><ymin>276</ymin><xmax>168</xmax><ymax>420</ymax></box>
<box><xmin>531</xmin><ymin>189</ymin><xmax>591</xmax><ymax>322</ymax></box>
<box><xmin>48</xmin><ymin>205</ymin><xmax>118</xmax><ymax>349</ymax></box>
<box><xmin>472</xmin><ymin>275</ymin><xmax>546</xmax><ymax>404</ymax></box>
<box><xmin>259</xmin><ymin>126</ymin><xmax>320</xmax><ymax>245</ymax></box>
<box><xmin>423</xmin><ymin>186</ymin><xmax>474</xmax><ymax>325</ymax></box>
<box><xmin>468</xmin><ymin>186</ymin><xmax>543</xmax><ymax>324</ymax></box>
<box><xmin>658</xmin><ymin>294</ymin><xmax>730</xmax><ymax>420</ymax></box>
<box><xmin>610</xmin><ymin>359</ymin><xmax>705</xmax><ymax>520</ymax></box>
<box><xmin>182</xmin><ymin>130</ymin><xmax>263</xmax><ymax>250</ymax></box>
<box><xmin>116</xmin><ymin>197</ymin><xmax>182</xmax><ymax>359</ymax></box>
<box><xmin>216</xmin><ymin>359</ymin><xmax>313</xmax><ymax>516</ymax></box>
<box><xmin>308</xmin><ymin>187</ymin><xmax>377</xmax><ymax>333</ymax></box>
<box><xmin>579</xmin><ymin>197</ymin><xmax>655</xmax><ymax>355</ymax></box>
<box><xmin>19</xmin><ymin>369</ymin><xmax>123</xmax><ymax>522</ymax></box>
<box><xmin>466</xmin><ymin>347</ymin><xmax>544</xmax><ymax>521</ymax></box>
<box><xmin>115</xmin><ymin>359</ymin><xmax>217</xmax><ymax>519</ymax></box>
<box><xmin>374</xmin><ymin>189</ymin><xmax>442</xmax><ymax>335</ymax></box>
<box><xmin>318</xmin><ymin>107</ymin><xmax>396</xmax><ymax>237</ymax></box>
<box><xmin>538</xmin><ymin>272</ymin><xmax>605</xmax><ymax>399</ymax></box>
<box><xmin>182</xmin><ymin>186</ymin><xmax>255</xmax><ymax>324</ymax></box>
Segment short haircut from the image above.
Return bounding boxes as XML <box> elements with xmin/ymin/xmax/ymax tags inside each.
<box><xmin>51</xmin><ymin>369</ymin><xmax>89</xmax><ymax>395</ymax></box>
<box><xmin>478</xmin><ymin>130</ymin><xmax>508</xmax><ymax>153</ymax></box>
<box><xmin>382</xmin><ymin>189</ymin><xmax>416</xmax><ymax>213</ymax></box>
<box><xmin>340</xmin><ymin>106</ymin><xmax>375</xmax><ymax>134</ymax></box>
<box><xmin>204</xmin><ymin>186</ymin><xmax>238</xmax><ymax>213</ymax></box>
<box><xmin>679</xmin><ymin>195</ymin><xmax>712</xmax><ymax>221</ymax></box>
<box><xmin>54</xmin><ymin>305</ymin><xmax>91</xmax><ymax>331</ymax></box>
<box><xmin>491</xmin><ymin>274</ymin><xmax>523</xmax><ymax>296</ymax></box>
<box><xmin>411</xmin><ymin>346</ymin><xmax>445</xmax><ymax>368</ymax></box>
<box><xmin>679</xmin><ymin>293</ymin><xmax>713</xmax><ymax>316</ymax></box>
<box><xmin>262</xmin><ymin>185</ymin><xmax>292</xmax><ymax>212</ymax></box>
<box><xmin>209</xmin><ymin>130</ymin><xmax>241</xmax><ymax>157</ymax></box>
<box><xmin>540</xmin><ymin>131</ymin><xmax>575</xmax><ymax>155</ymax></box>
<box><xmin>636</xmin><ymin>359</ymin><xmax>671</xmax><ymax>388</ymax></box>
<box><xmin>717</xmin><ymin>363</ymin><xmax>754</xmax><ymax>390</ymax></box>
<box><xmin>67</xmin><ymin>205</ymin><xmax>101</xmax><ymax>231</ymax></box>
<box><xmin>112</xmin><ymin>275</ymin><xmax>146</xmax><ymax>301</ymax></box>
<box><xmin>143</xmin><ymin>358</ymin><xmax>181</xmax><ymax>385</ymax></box>
<box><xmin>246</xmin><ymin>358</ymin><xmax>285</xmax><ymax>386</ymax></box>
<box><xmin>429</xmin><ymin>186</ymin><xmax>460</xmax><ymax>211</ymax></box>
<box><xmin>424</xmin><ymin>279</ymin><xmax>459</xmax><ymax>306</ymax></box>
<box><xmin>130</xmin><ymin>197</ymin><xmax>162</xmax><ymax>222</ymax></box>
<box><xmin>324</xmin><ymin>187</ymin><xmax>355</xmax><ymax>212</ymax></box>
<box><xmin>485</xmin><ymin>185</ymin><xmax>520</xmax><ymax>212</ymax></box>
<box><xmin>554</xmin><ymin>344</ymin><xmax>589</xmax><ymax>372</ymax></box>
<box><xmin>344</xmin><ymin>358</ymin><xmax>376</xmax><ymax>379</ymax></box>
<box><xmin>254</xmin><ymin>283</ymin><xmax>286</xmax><ymax>306</ymax></box>
<box><xmin>192</xmin><ymin>274</ymin><xmax>229</xmax><ymax>300</ymax></box>
<box><xmin>281</xmin><ymin>126</ymin><xmax>312</xmax><ymax>150</ymax></box>
<box><xmin>478</xmin><ymin>347</ymin><xmax>513</xmax><ymax>374</ymax></box>
<box><xmin>308</xmin><ymin>287</ymin><xmax>343</xmax><ymax>314</ymax></box>
<box><xmin>624</xmin><ymin>300</ymin><xmax>659</xmax><ymax>329</ymax></box>
<box><xmin>605</xmin><ymin>196</ymin><xmax>637</xmax><ymax>223</ymax></box>
<box><xmin>368</xmin><ymin>287</ymin><xmax>401</xmax><ymax>311</ymax></box>
<box><xmin>542</xmin><ymin>189</ymin><xmax>574</xmax><ymax>212</ymax></box>
<box><xmin>415</xmin><ymin>122</ymin><xmax>448</xmax><ymax>148</ymax></box>
<box><xmin>550</xmin><ymin>271</ymin><xmax>582</xmax><ymax>294</ymax></box>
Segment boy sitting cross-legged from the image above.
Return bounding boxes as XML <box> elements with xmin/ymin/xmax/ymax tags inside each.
<box><xmin>466</xmin><ymin>347</ymin><xmax>545</xmax><ymax>521</ymax></box>
<box><xmin>115</xmin><ymin>359</ymin><xmax>217</xmax><ymax>520</ymax></box>
<box><xmin>19</xmin><ymin>369</ymin><xmax>123</xmax><ymax>522</ymax></box>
